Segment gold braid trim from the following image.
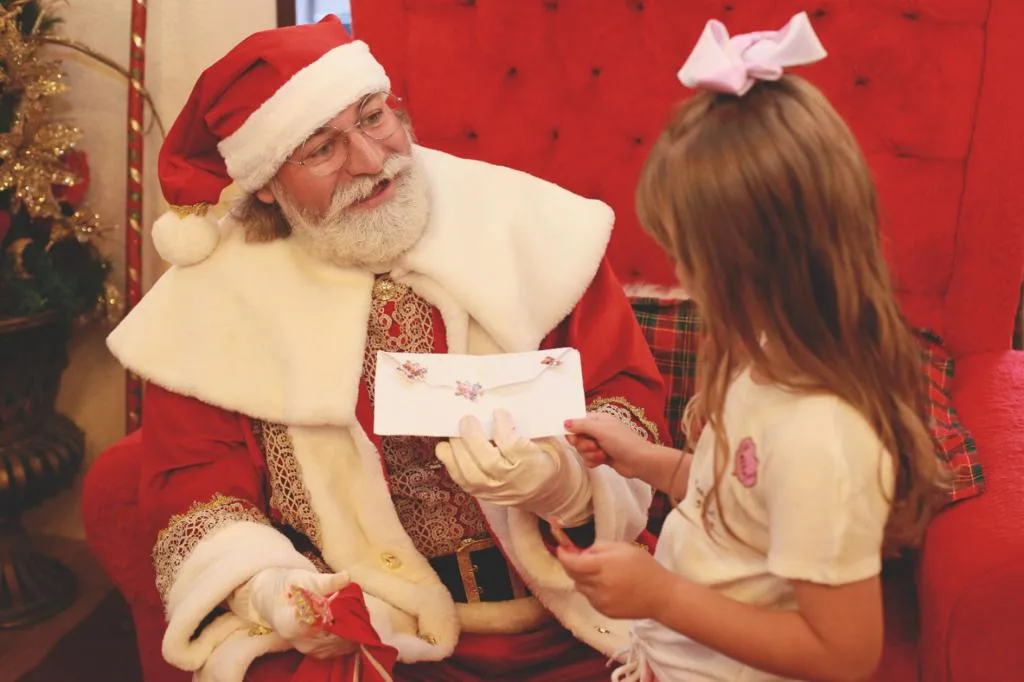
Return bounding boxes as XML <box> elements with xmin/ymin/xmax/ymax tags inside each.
<box><xmin>152</xmin><ymin>493</ymin><xmax>269</xmax><ymax>603</ymax></box>
<box><xmin>169</xmin><ymin>203</ymin><xmax>211</xmax><ymax>217</ymax></box>
<box><xmin>587</xmin><ymin>396</ymin><xmax>663</xmax><ymax>445</ymax></box>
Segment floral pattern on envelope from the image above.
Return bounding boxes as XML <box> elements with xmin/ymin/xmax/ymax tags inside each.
<box><xmin>372</xmin><ymin>347</ymin><xmax>586</xmax><ymax>439</ymax></box>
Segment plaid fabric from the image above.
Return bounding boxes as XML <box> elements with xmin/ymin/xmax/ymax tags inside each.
<box><xmin>629</xmin><ymin>297</ymin><xmax>701</xmax><ymax>534</ymax></box>
<box><xmin>629</xmin><ymin>297</ymin><xmax>701</xmax><ymax>451</ymax></box>
<box><xmin>916</xmin><ymin>329</ymin><xmax>987</xmax><ymax>502</ymax></box>
<box><xmin>628</xmin><ymin>297</ymin><xmax>985</xmax><ymax>533</ymax></box>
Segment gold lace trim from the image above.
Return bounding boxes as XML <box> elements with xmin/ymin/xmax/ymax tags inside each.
<box><xmin>251</xmin><ymin>419</ymin><xmax>322</xmax><ymax>548</ymax></box>
<box><xmin>152</xmin><ymin>493</ymin><xmax>268</xmax><ymax>602</ymax></box>
<box><xmin>588</xmin><ymin>396</ymin><xmax>663</xmax><ymax>445</ymax></box>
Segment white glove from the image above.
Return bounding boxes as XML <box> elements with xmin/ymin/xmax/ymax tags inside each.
<box><xmin>436</xmin><ymin>409</ymin><xmax>593</xmax><ymax>526</ymax></box>
<box><xmin>228</xmin><ymin>567</ymin><xmax>357</xmax><ymax>659</ymax></box>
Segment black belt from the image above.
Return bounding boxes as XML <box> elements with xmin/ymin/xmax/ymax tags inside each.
<box><xmin>428</xmin><ymin>537</ymin><xmax>529</xmax><ymax>603</ymax></box>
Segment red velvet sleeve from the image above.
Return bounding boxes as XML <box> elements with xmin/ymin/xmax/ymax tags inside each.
<box><xmin>139</xmin><ymin>382</ymin><xmax>270</xmax><ymax>601</ymax></box>
<box><xmin>541</xmin><ymin>257</ymin><xmax>669</xmax><ymax>445</ymax></box>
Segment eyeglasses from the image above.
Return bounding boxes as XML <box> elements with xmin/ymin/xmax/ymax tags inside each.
<box><xmin>286</xmin><ymin>92</ymin><xmax>404</xmax><ymax>176</ymax></box>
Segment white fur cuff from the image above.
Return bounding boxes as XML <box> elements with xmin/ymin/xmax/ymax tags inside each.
<box><xmin>162</xmin><ymin>521</ymin><xmax>314</xmax><ymax>671</ymax></box>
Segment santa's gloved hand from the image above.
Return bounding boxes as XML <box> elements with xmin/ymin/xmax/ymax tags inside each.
<box><xmin>228</xmin><ymin>567</ymin><xmax>357</xmax><ymax>659</ymax></box>
<box><xmin>436</xmin><ymin>409</ymin><xmax>593</xmax><ymax>526</ymax></box>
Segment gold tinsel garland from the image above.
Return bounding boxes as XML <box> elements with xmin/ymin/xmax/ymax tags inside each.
<box><xmin>0</xmin><ymin>0</ymin><xmax>122</xmax><ymax>322</ymax></box>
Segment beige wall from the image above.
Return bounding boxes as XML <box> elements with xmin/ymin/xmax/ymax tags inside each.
<box><xmin>25</xmin><ymin>0</ymin><xmax>277</xmax><ymax>538</ymax></box>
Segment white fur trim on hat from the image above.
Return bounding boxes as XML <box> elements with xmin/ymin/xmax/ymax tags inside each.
<box><xmin>218</xmin><ymin>40</ymin><xmax>390</xmax><ymax>193</ymax></box>
<box><xmin>152</xmin><ymin>210</ymin><xmax>221</xmax><ymax>267</ymax></box>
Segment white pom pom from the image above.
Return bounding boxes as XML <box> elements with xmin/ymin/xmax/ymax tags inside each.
<box><xmin>152</xmin><ymin>211</ymin><xmax>220</xmax><ymax>267</ymax></box>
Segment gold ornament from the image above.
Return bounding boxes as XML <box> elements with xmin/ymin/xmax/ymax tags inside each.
<box><xmin>44</xmin><ymin>205</ymin><xmax>106</xmax><ymax>250</ymax></box>
<box><xmin>5</xmin><ymin>236</ymin><xmax>33</xmax><ymax>278</ymax></box>
<box><xmin>0</xmin><ymin>0</ymin><xmax>123</xmax><ymax>323</ymax></box>
<box><xmin>99</xmin><ymin>279</ymin><xmax>124</xmax><ymax>323</ymax></box>
<box><xmin>0</xmin><ymin>6</ymin><xmax>82</xmax><ymax>220</ymax></box>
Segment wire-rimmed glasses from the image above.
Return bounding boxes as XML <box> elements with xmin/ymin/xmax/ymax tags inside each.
<box><xmin>285</xmin><ymin>91</ymin><xmax>404</xmax><ymax>176</ymax></box>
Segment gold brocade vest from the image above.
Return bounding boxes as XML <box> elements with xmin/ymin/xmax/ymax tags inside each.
<box><xmin>253</xmin><ymin>275</ymin><xmax>493</xmax><ymax>560</ymax></box>
<box><xmin>360</xmin><ymin>275</ymin><xmax>493</xmax><ymax>558</ymax></box>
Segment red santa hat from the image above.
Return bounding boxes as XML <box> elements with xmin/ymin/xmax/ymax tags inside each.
<box><xmin>153</xmin><ymin>15</ymin><xmax>390</xmax><ymax>266</ymax></box>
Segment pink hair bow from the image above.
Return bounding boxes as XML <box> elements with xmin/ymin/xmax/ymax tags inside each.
<box><xmin>677</xmin><ymin>11</ymin><xmax>827</xmax><ymax>96</ymax></box>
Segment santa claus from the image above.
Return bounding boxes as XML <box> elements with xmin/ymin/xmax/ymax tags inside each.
<box><xmin>107</xmin><ymin>14</ymin><xmax>667</xmax><ymax>682</ymax></box>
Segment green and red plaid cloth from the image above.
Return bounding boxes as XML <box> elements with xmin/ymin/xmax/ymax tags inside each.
<box><xmin>628</xmin><ymin>296</ymin><xmax>986</xmax><ymax>532</ymax></box>
<box><xmin>917</xmin><ymin>328</ymin><xmax>987</xmax><ymax>502</ymax></box>
<box><xmin>630</xmin><ymin>296</ymin><xmax>702</xmax><ymax>450</ymax></box>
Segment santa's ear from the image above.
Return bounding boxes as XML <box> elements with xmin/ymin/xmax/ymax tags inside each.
<box><xmin>255</xmin><ymin>186</ymin><xmax>275</xmax><ymax>204</ymax></box>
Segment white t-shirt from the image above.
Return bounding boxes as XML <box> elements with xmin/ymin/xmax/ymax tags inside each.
<box><xmin>626</xmin><ymin>367</ymin><xmax>895</xmax><ymax>682</ymax></box>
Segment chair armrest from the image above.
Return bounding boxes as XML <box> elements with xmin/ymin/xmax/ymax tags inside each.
<box><xmin>82</xmin><ymin>431</ymin><xmax>188</xmax><ymax>682</ymax></box>
<box><xmin>917</xmin><ymin>350</ymin><xmax>1024</xmax><ymax>682</ymax></box>
<box><xmin>81</xmin><ymin>429</ymin><xmax>152</xmax><ymax>602</ymax></box>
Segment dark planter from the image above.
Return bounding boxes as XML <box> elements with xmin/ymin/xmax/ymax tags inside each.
<box><xmin>0</xmin><ymin>313</ymin><xmax>84</xmax><ymax>628</ymax></box>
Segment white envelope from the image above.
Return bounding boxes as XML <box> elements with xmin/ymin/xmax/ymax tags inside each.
<box><xmin>372</xmin><ymin>347</ymin><xmax>587</xmax><ymax>439</ymax></box>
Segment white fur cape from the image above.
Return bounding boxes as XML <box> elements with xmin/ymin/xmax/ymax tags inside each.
<box><xmin>107</xmin><ymin>146</ymin><xmax>653</xmax><ymax>681</ymax></box>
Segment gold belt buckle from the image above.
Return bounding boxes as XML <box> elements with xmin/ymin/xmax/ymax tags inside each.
<box><xmin>455</xmin><ymin>537</ymin><xmax>528</xmax><ymax>603</ymax></box>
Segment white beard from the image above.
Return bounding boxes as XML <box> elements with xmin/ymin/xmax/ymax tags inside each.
<box><xmin>276</xmin><ymin>153</ymin><xmax>431</xmax><ymax>269</ymax></box>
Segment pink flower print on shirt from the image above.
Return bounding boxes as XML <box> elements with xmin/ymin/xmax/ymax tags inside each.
<box><xmin>733</xmin><ymin>437</ymin><xmax>760</xmax><ymax>488</ymax></box>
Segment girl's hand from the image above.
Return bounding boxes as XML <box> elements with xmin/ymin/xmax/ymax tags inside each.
<box><xmin>555</xmin><ymin>540</ymin><xmax>670</xmax><ymax>620</ymax></box>
<box><xmin>564</xmin><ymin>412</ymin><xmax>651</xmax><ymax>478</ymax></box>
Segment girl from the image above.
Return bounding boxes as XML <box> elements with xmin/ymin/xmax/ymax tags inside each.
<box><xmin>555</xmin><ymin>12</ymin><xmax>950</xmax><ymax>682</ymax></box>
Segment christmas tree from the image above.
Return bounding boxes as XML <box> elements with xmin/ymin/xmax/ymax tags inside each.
<box><xmin>0</xmin><ymin>0</ymin><xmax>117</xmax><ymax>323</ymax></box>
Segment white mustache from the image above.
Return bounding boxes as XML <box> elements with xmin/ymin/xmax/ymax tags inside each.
<box><xmin>334</xmin><ymin>154</ymin><xmax>415</xmax><ymax>209</ymax></box>
<box><xmin>278</xmin><ymin>153</ymin><xmax>431</xmax><ymax>269</ymax></box>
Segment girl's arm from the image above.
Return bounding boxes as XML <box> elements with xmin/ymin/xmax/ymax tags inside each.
<box><xmin>562</xmin><ymin>401</ymin><xmax>894</xmax><ymax>681</ymax></box>
<box><xmin>629</xmin><ymin>442</ymin><xmax>693</xmax><ymax>499</ymax></box>
<box><xmin>651</xmin><ymin>571</ymin><xmax>883</xmax><ymax>682</ymax></box>
<box><xmin>566</xmin><ymin>414</ymin><xmax>694</xmax><ymax>498</ymax></box>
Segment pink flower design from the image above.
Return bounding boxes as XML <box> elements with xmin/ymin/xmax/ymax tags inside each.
<box><xmin>455</xmin><ymin>380</ymin><xmax>484</xmax><ymax>402</ymax></box>
<box><xmin>733</xmin><ymin>437</ymin><xmax>759</xmax><ymax>488</ymax></box>
<box><xmin>541</xmin><ymin>355</ymin><xmax>562</xmax><ymax>367</ymax></box>
<box><xmin>397</xmin><ymin>361</ymin><xmax>427</xmax><ymax>381</ymax></box>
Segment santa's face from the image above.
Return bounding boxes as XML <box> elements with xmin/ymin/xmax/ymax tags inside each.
<box><xmin>257</xmin><ymin>95</ymin><xmax>431</xmax><ymax>268</ymax></box>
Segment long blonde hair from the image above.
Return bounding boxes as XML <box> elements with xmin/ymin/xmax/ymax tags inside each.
<box><xmin>637</xmin><ymin>75</ymin><xmax>950</xmax><ymax>555</ymax></box>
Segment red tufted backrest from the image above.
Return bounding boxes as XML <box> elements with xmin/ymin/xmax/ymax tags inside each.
<box><xmin>351</xmin><ymin>0</ymin><xmax>1024</xmax><ymax>358</ymax></box>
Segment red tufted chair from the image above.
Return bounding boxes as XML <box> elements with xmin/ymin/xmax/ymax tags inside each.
<box><xmin>83</xmin><ymin>2</ymin><xmax>1024</xmax><ymax>681</ymax></box>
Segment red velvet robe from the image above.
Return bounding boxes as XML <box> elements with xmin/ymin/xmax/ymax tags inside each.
<box><xmin>138</xmin><ymin>258</ymin><xmax>666</xmax><ymax>681</ymax></box>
